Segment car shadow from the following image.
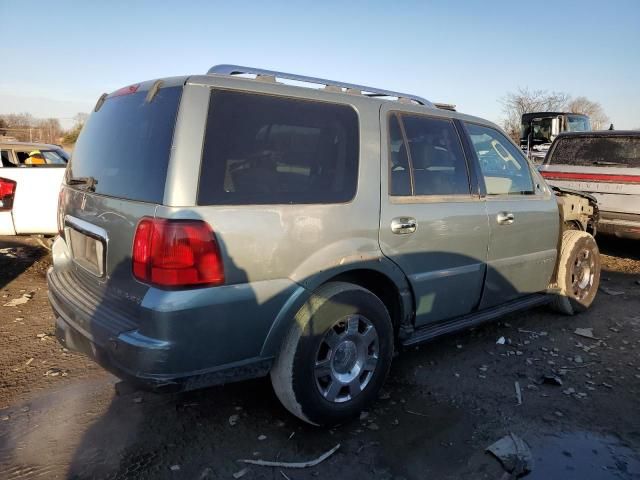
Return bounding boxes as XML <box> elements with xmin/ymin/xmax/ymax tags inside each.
<box><xmin>597</xmin><ymin>235</ymin><xmax>640</xmax><ymax>261</ymax></box>
<box><xmin>16</xmin><ymin>210</ymin><xmax>605</xmax><ymax>479</ymax></box>
<box><xmin>0</xmin><ymin>236</ymin><xmax>48</xmax><ymax>290</ymax></box>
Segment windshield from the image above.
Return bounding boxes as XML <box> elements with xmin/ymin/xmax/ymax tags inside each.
<box><xmin>68</xmin><ymin>86</ymin><xmax>182</xmax><ymax>203</ymax></box>
<box><xmin>41</xmin><ymin>150</ymin><xmax>68</xmax><ymax>165</ymax></box>
<box><xmin>547</xmin><ymin>136</ymin><xmax>640</xmax><ymax>167</ymax></box>
<box><xmin>566</xmin><ymin>115</ymin><xmax>591</xmax><ymax>132</ymax></box>
<box><xmin>522</xmin><ymin>118</ymin><xmax>554</xmax><ymax>143</ymax></box>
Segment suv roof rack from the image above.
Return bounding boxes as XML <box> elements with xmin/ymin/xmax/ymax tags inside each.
<box><xmin>208</xmin><ymin>64</ymin><xmax>435</xmax><ymax>108</ymax></box>
<box><xmin>433</xmin><ymin>102</ymin><xmax>456</xmax><ymax>112</ymax></box>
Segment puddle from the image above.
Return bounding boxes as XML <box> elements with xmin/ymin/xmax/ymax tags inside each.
<box><xmin>528</xmin><ymin>431</ymin><xmax>640</xmax><ymax>479</ymax></box>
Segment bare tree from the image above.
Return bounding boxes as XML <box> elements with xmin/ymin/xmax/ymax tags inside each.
<box><xmin>73</xmin><ymin>112</ymin><xmax>89</xmax><ymax>126</ymax></box>
<box><xmin>62</xmin><ymin>112</ymin><xmax>89</xmax><ymax>145</ymax></box>
<box><xmin>38</xmin><ymin>118</ymin><xmax>64</xmax><ymax>144</ymax></box>
<box><xmin>500</xmin><ymin>87</ymin><xmax>569</xmax><ymax>141</ymax></box>
<box><xmin>566</xmin><ymin>96</ymin><xmax>609</xmax><ymax>130</ymax></box>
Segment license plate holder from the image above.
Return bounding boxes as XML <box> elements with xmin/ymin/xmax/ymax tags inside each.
<box><xmin>65</xmin><ymin>216</ymin><xmax>107</xmax><ymax>277</ymax></box>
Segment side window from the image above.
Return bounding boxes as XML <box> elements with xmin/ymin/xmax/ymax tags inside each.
<box><xmin>388</xmin><ymin>113</ymin><xmax>471</xmax><ymax>196</ymax></box>
<box><xmin>198</xmin><ymin>91</ymin><xmax>359</xmax><ymax>205</ymax></box>
<box><xmin>15</xmin><ymin>151</ymin><xmax>31</xmax><ymax>165</ymax></box>
<box><xmin>388</xmin><ymin>114</ymin><xmax>411</xmax><ymax>196</ymax></box>
<box><xmin>466</xmin><ymin>123</ymin><xmax>534</xmax><ymax>195</ymax></box>
<box><xmin>1</xmin><ymin>150</ymin><xmax>16</xmax><ymax>167</ymax></box>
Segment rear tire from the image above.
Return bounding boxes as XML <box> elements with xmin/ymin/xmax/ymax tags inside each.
<box><xmin>550</xmin><ymin>230</ymin><xmax>600</xmax><ymax>315</ymax></box>
<box><xmin>270</xmin><ymin>282</ymin><xmax>394</xmax><ymax>426</ymax></box>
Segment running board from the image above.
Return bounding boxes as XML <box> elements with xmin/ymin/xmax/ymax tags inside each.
<box><xmin>402</xmin><ymin>294</ymin><xmax>552</xmax><ymax>347</ymax></box>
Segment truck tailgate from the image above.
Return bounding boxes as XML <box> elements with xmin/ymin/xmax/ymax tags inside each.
<box><xmin>0</xmin><ymin>167</ymin><xmax>65</xmax><ymax>234</ymax></box>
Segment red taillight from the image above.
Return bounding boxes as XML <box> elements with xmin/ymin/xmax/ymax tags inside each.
<box><xmin>0</xmin><ymin>177</ymin><xmax>17</xmax><ymax>211</ymax></box>
<box><xmin>132</xmin><ymin>218</ymin><xmax>225</xmax><ymax>288</ymax></box>
<box><xmin>540</xmin><ymin>171</ymin><xmax>640</xmax><ymax>184</ymax></box>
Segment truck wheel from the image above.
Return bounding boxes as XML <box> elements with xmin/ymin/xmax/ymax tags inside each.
<box><xmin>550</xmin><ymin>230</ymin><xmax>600</xmax><ymax>315</ymax></box>
<box><xmin>270</xmin><ymin>282</ymin><xmax>394</xmax><ymax>426</ymax></box>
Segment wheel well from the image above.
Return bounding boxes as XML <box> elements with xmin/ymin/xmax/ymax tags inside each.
<box><xmin>564</xmin><ymin>220</ymin><xmax>585</xmax><ymax>232</ymax></box>
<box><xmin>326</xmin><ymin>269</ymin><xmax>405</xmax><ymax>334</ymax></box>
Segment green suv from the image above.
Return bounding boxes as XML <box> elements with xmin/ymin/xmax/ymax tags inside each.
<box><xmin>48</xmin><ymin>65</ymin><xmax>600</xmax><ymax>425</ymax></box>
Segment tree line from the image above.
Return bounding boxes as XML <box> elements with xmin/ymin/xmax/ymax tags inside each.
<box><xmin>0</xmin><ymin>112</ymin><xmax>88</xmax><ymax>145</ymax></box>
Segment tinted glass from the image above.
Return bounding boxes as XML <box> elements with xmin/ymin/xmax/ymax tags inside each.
<box><xmin>198</xmin><ymin>91</ymin><xmax>359</xmax><ymax>205</ymax></box>
<box><xmin>68</xmin><ymin>86</ymin><xmax>182</xmax><ymax>203</ymax></box>
<box><xmin>466</xmin><ymin>123</ymin><xmax>534</xmax><ymax>195</ymax></box>
<box><xmin>1</xmin><ymin>150</ymin><xmax>14</xmax><ymax>167</ymax></box>
<box><xmin>548</xmin><ymin>136</ymin><xmax>640</xmax><ymax>167</ymax></box>
<box><xmin>15</xmin><ymin>151</ymin><xmax>30</xmax><ymax>164</ymax></box>
<box><xmin>388</xmin><ymin>114</ymin><xmax>411</xmax><ymax>196</ymax></box>
<box><xmin>41</xmin><ymin>150</ymin><xmax>67</xmax><ymax>165</ymax></box>
<box><xmin>400</xmin><ymin>114</ymin><xmax>470</xmax><ymax>196</ymax></box>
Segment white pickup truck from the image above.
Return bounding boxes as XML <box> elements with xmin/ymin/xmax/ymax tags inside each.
<box><xmin>0</xmin><ymin>142</ymin><xmax>68</xmax><ymax>237</ymax></box>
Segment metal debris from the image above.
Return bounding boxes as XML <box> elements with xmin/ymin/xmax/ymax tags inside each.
<box><xmin>405</xmin><ymin>409</ymin><xmax>429</xmax><ymax>417</ymax></box>
<box><xmin>486</xmin><ymin>433</ymin><xmax>533</xmax><ymax>476</ymax></box>
<box><xmin>238</xmin><ymin>444</ymin><xmax>341</xmax><ymax>469</ymax></box>
<box><xmin>280</xmin><ymin>470</ymin><xmax>291</xmax><ymax>480</ymax></box>
<box><xmin>233</xmin><ymin>467</ymin><xmax>248</xmax><ymax>479</ymax></box>
<box><xmin>3</xmin><ymin>293</ymin><xmax>33</xmax><ymax>307</ymax></box>
<box><xmin>515</xmin><ymin>382</ymin><xmax>522</xmax><ymax>405</ymax></box>
<box><xmin>574</xmin><ymin>328</ymin><xmax>599</xmax><ymax>340</ymax></box>
<box><xmin>228</xmin><ymin>414</ymin><xmax>239</xmax><ymax>426</ymax></box>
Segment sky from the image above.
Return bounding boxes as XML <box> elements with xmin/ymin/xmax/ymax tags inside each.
<box><xmin>1</xmin><ymin>0</ymin><xmax>639</xmax><ymax>129</ymax></box>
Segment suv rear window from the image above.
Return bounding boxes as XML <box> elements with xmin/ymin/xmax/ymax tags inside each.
<box><xmin>68</xmin><ymin>86</ymin><xmax>182</xmax><ymax>203</ymax></box>
<box><xmin>198</xmin><ymin>90</ymin><xmax>359</xmax><ymax>205</ymax></box>
<box><xmin>548</xmin><ymin>135</ymin><xmax>640</xmax><ymax>167</ymax></box>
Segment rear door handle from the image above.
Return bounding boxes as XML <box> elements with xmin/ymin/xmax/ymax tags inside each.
<box><xmin>496</xmin><ymin>212</ymin><xmax>515</xmax><ymax>225</ymax></box>
<box><xmin>391</xmin><ymin>217</ymin><xmax>417</xmax><ymax>234</ymax></box>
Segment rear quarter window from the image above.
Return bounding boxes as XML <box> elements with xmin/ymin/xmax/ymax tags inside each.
<box><xmin>197</xmin><ymin>90</ymin><xmax>359</xmax><ymax>205</ymax></box>
<box><xmin>548</xmin><ymin>136</ymin><xmax>640</xmax><ymax>167</ymax></box>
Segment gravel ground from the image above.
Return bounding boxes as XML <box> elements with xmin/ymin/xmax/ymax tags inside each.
<box><xmin>0</xmin><ymin>235</ymin><xmax>639</xmax><ymax>479</ymax></box>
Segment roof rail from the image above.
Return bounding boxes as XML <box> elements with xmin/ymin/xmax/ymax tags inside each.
<box><xmin>208</xmin><ymin>64</ymin><xmax>435</xmax><ymax>108</ymax></box>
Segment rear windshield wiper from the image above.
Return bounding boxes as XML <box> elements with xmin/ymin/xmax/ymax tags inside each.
<box><xmin>593</xmin><ymin>161</ymin><xmax>626</xmax><ymax>166</ymax></box>
<box><xmin>67</xmin><ymin>176</ymin><xmax>98</xmax><ymax>192</ymax></box>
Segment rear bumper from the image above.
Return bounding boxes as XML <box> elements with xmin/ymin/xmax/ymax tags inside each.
<box><xmin>47</xmin><ymin>265</ymin><xmax>297</xmax><ymax>391</ymax></box>
<box><xmin>53</xmin><ymin>309</ymin><xmax>272</xmax><ymax>391</ymax></box>
<box><xmin>598</xmin><ymin>211</ymin><xmax>640</xmax><ymax>240</ymax></box>
<box><xmin>50</xmin><ymin>291</ymin><xmax>273</xmax><ymax>391</ymax></box>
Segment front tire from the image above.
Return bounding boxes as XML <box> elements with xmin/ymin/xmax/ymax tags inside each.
<box><xmin>550</xmin><ymin>230</ymin><xmax>600</xmax><ymax>315</ymax></box>
<box><xmin>270</xmin><ymin>282</ymin><xmax>394</xmax><ymax>426</ymax></box>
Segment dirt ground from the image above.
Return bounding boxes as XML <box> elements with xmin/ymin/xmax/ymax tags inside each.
<box><xmin>0</xmin><ymin>235</ymin><xmax>639</xmax><ymax>479</ymax></box>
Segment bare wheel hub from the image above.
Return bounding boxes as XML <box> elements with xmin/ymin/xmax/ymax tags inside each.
<box><xmin>314</xmin><ymin>314</ymin><xmax>379</xmax><ymax>403</ymax></box>
<box><xmin>571</xmin><ymin>248</ymin><xmax>595</xmax><ymax>300</ymax></box>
